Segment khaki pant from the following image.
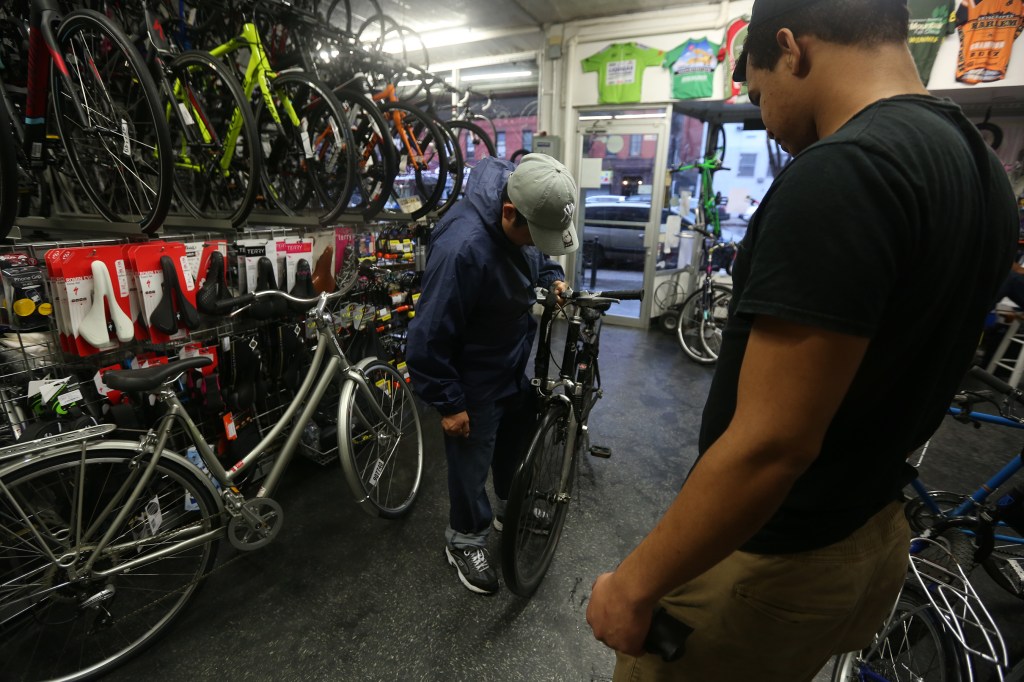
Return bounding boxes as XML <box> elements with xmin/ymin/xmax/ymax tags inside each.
<box><xmin>613</xmin><ymin>501</ymin><xmax>910</xmax><ymax>682</ymax></box>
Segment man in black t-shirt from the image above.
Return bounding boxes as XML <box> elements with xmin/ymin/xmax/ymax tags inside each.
<box><xmin>587</xmin><ymin>1</ymin><xmax>1018</xmax><ymax>680</ymax></box>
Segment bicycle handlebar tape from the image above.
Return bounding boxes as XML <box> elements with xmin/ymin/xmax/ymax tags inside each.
<box><xmin>643</xmin><ymin>607</ymin><xmax>693</xmax><ymax>662</ymax></box>
<box><xmin>599</xmin><ymin>289</ymin><xmax>644</xmax><ymax>301</ymax></box>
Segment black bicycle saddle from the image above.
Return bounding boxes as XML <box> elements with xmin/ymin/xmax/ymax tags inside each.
<box><xmin>150</xmin><ymin>255</ymin><xmax>201</xmax><ymax>334</ymax></box>
<box><xmin>197</xmin><ymin>251</ymin><xmax>229</xmax><ymax>315</ymax></box>
<box><xmin>248</xmin><ymin>257</ymin><xmax>287</xmax><ymax>320</ymax></box>
<box><xmin>289</xmin><ymin>258</ymin><xmax>316</xmax><ymax>312</ymax></box>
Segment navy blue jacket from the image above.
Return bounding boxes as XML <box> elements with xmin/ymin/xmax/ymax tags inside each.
<box><xmin>406</xmin><ymin>157</ymin><xmax>565</xmax><ymax>415</ymax></box>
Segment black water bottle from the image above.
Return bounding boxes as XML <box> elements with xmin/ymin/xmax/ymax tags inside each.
<box><xmin>994</xmin><ymin>484</ymin><xmax>1024</xmax><ymax>534</ymax></box>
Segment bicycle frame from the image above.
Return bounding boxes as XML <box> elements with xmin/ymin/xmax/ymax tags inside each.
<box><xmin>910</xmin><ymin>406</ymin><xmax>1024</xmax><ymax>548</ymax></box>
<box><xmin>208</xmin><ymin>22</ymin><xmax>298</xmax><ymax>179</ymax></box>
<box><xmin>55</xmin><ymin>294</ymin><xmax>401</xmax><ymax>577</ymax></box>
<box><xmin>22</xmin><ymin>0</ymin><xmax>90</xmax><ymax>167</ymax></box>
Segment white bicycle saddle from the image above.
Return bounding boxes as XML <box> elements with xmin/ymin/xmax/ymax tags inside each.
<box><xmin>79</xmin><ymin>261</ymin><xmax>134</xmax><ymax>348</ymax></box>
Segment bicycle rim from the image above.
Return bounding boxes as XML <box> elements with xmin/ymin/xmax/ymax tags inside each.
<box><xmin>259</xmin><ymin>73</ymin><xmax>355</xmax><ymax>224</ymax></box>
<box><xmin>168</xmin><ymin>50</ymin><xmax>260</xmax><ymax>228</ymax></box>
<box><xmin>830</xmin><ymin>589</ymin><xmax>962</xmax><ymax>682</ymax></box>
<box><xmin>676</xmin><ymin>284</ymin><xmax>730</xmax><ymax>364</ymax></box>
<box><xmin>0</xmin><ymin>449</ymin><xmax>220</xmax><ymax>682</ymax></box>
<box><xmin>432</xmin><ymin>119</ymin><xmax>464</xmax><ymax>216</ymax></box>
<box><xmin>445</xmin><ymin>119</ymin><xmax>493</xmax><ymax>201</ymax></box>
<box><xmin>52</xmin><ymin>10</ymin><xmax>172</xmax><ymax>233</ymax></box>
<box><xmin>502</xmin><ymin>402</ymin><xmax>573</xmax><ymax>597</ymax></box>
<box><xmin>698</xmin><ymin>285</ymin><xmax>732</xmax><ymax>360</ymax></box>
<box><xmin>335</xmin><ymin>88</ymin><xmax>396</xmax><ymax>220</ymax></box>
<box><xmin>379</xmin><ymin>101</ymin><xmax>447</xmax><ymax>220</ymax></box>
<box><xmin>338</xmin><ymin>362</ymin><xmax>423</xmax><ymax>518</ymax></box>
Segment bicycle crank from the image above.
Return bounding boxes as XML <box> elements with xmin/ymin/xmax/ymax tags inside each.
<box><xmin>227</xmin><ymin>498</ymin><xmax>284</xmax><ymax>550</ymax></box>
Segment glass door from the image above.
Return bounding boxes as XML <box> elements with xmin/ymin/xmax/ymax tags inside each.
<box><xmin>573</xmin><ymin>111</ymin><xmax>669</xmax><ymax>326</ymax></box>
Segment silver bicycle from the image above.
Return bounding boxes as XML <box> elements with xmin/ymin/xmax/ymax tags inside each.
<box><xmin>0</xmin><ymin>287</ymin><xmax>423</xmax><ymax>681</ymax></box>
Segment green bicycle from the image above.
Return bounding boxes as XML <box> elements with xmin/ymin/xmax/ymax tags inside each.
<box><xmin>207</xmin><ymin>11</ymin><xmax>355</xmax><ymax>223</ymax></box>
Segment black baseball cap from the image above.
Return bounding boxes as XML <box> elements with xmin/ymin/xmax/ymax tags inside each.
<box><xmin>733</xmin><ymin>0</ymin><xmax>827</xmax><ymax>82</ymax></box>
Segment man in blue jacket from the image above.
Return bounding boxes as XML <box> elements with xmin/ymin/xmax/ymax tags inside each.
<box><xmin>407</xmin><ymin>154</ymin><xmax>579</xmax><ymax>595</ymax></box>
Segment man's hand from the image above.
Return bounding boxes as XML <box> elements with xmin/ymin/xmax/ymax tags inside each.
<box><xmin>441</xmin><ymin>411</ymin><xmax>470</xmax><ymax>438</ymax></box>
<box><xmin>586</xmin><ymin>571</ymin><xmax>652</xmax><ymax>656</ymax></box>
<box><xmin>552</xmin><ymin>280</ymin><xmax>569</xmax><ymax>306</ymax></box>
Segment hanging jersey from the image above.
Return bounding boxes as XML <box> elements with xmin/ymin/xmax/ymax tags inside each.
<box><xmin>717</xmin><ymin>16</ymin><xmax>750</xmax><ymax>102</ymax></box>
<box><xmin>581</xmin><ymin>42</ymin><xmax>664</xmax><ymax>104</ymax></box>
<box><xmin>955</xmin><ymin>0</ymin><xmax>1024</xmax><ymax>84</ymax></box>
<box><xmin>663</xmin><ymin>37</ymin><xmax>721</xmax><ymax>100</ymax></box>
<box><xmin>908</xmin><ymin>0</ymin><xmax>955</xmax><ymax>83</ymax></box>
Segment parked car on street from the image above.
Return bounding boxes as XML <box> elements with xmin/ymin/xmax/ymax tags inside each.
<box><xmin>580</xmin><ymin>198</ymin><xmax>694</xmax><ymax>266</ymax></box>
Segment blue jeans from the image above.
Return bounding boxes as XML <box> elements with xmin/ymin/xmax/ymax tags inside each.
<box><xmin>444</xmin><ymin>389</ymin><xmax>536</xmax><ymax>549</ymax></box>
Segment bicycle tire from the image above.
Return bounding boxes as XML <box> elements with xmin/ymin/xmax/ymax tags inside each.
<box><xmin>0</xmin><ymin>96</ymin><xmax>16</xmax><ymax>238</ymax></box>
<box><xmin>337</xmin><ymin>360</ymin><xmax>423</xmax><ymax>519</ymax></box>
<box><xmin>168</xmin><ymin>50</ymin><xmax>260</xmax><ymax>228</ymax></box>
<box><xmin>0</xmin><ymin>446</ymin><xmax>221</xmax><ymax>682</ymax></box>
<box><xmin>676</xmin><ymin>283</ymin><xmax>731</xmax><ymax>364</ymax></box>
<box><xmin>447</xmin><ymin>119</ymin><xmax>497</xmax><ymax>163</ymax></box>
<box><xmin>258</xmin><ymin>72</ymin><xmax>356</xmax><ymax>224</ymax></box>
<box><xmin>502</xmin><ymin>400</ymin><xmax>574</xmax><ymax>597</ymax></box>
<box><xmin>509</xmin><ymin>148</ymin><xmax>529</xmax><ymax>164</ymax></box>
<box><xmin>333</xmin><ymin>87</ymin><xmax>397</xmax><ymax>220</ymax></box>
<box><xmin>698</xmin><ymin>285</ymin><xmax>732</xmax><ymax>360</ymax></box>
<box><xmin>906</xmin><ymin>491</ymin><xmax>1024</xmax><ymax>601</ymax></box>
<box><xmin>52</xmin><ymin>10</ymin><xmax>173</xmax><ymax>234</ymax></box>
<box><xmin>830</xmin><ymin>587</ymin><xmax>963</xmax><ymax>682</ymax></box>
<box><xmin>378</xmin><ymin>100</ymin><xmax>448</xmax><ymax>220</ymax></box>
<box><xmin>432</xmin><ymin>117</ymin><xmax>464</xmax><ymax>216</ymax></box>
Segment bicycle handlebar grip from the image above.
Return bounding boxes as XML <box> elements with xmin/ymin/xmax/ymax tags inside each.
<box><xmin>968</xmin><ymin>365</ymin><xmax>1024</xmax><ymax>403</ymax></box>
<box><xmin>643</xmin><ymin>607</ymin><xmax>693</xmax><ymax>662</ymax></box>
<box><xmin>599</xmin><ymin>289</ymin><xmax>644</xmax><ymax>301</ymax></box>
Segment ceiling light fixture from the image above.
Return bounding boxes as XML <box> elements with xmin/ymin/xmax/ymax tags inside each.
<box><xmin>614</xmin><ymin>113</ymin><xmax>666</xmax><ymax>120</ymax></box>
<box><xmin>445</xmin><ymin>70</ymin><xmax>534</xmax><ymax>83</ymax></box>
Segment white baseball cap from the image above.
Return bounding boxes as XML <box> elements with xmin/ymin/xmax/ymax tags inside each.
<box><xmin>507</xmin><ymin>154</ymin><xmax>580</xmax><ymax>256</ymax></box>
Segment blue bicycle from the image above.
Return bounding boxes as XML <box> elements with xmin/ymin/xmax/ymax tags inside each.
<box><xmin>904</xmin><ymin>366</ymin><xmax>1024</xmax><ymax>602</ymax></box>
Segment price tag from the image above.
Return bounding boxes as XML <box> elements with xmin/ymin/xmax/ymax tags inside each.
<box><xmin>223</xmin><ymin>413</ymin><xmax>238</xmax><ymax>440</ymax></box>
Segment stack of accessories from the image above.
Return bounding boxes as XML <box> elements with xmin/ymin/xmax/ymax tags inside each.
<box><xmin>0</xmin><ymin>384</ymin><xmax>29</xmax><ymax>441</ymax></box>
<box><xmin>20</xmin><ymin>376</ymin><xmax>97</xmax><ymax>441</ymax></box>
<box><xmin>45</xmin><ymin>245</ymin><xmax>140</xmax><ymax>356</ymax></box>
<box><xmin>179</xmin><ymin>341</ymin><xmax>224</xmax><ymax>415</ymax></box>
<box><xmin>125</xmin><ymin>243</ymin><xmax>200</xmax><ymax>344</ymax></box>
<box><xmin>312</xmin><ymin>246</ymin><xmax>336</xmax><ymax>293</ymax></box>
<box><xmin>0</xmin><ymin>254</ymin><xmax>51</xmax><ymax>331</ymax></box>
<box><xmin>221</xmin><ymin>336</ymin><xmax>261</xmax><ymax>413</ymax></box>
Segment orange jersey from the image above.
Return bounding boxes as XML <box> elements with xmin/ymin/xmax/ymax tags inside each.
<box><xmin>956</xmin><ymin>0</ymin><xmax>1024</xmax><ymax>83</ymax></box>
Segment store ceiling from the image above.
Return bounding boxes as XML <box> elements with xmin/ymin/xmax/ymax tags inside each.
<box><xmin>347</xmin><ymin>0</ymin><xmax>710</xmax><ymax>91</ymax></box>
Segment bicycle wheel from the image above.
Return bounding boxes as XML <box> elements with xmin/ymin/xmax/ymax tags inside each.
<box><xmin>906</xmin><ymin>491</ymin><xmax>1024</xmax><ymax>601</ymax></box>
<box><xmin>0</xmin><ymin>97</ymin><xmax>16</xmax><ymax>238</ymax></box>
<box><xmin>378</xmin><ymin>101</ymin><xmax>448</xmax><ymax>220</ymax></box>
<box><xmin>164</xmin><ymin>50</ymin><xmax>258</xmax><ymax>229</ymax></box>
<box><xmin>502</xmin><ymin>401</ymin><xmax>573</xmax><ymax>597</ymax></box>
<box><xmin>830</xmin><ymin>588</ymin><xmax>962</xmax><ymax>682</ymax></box>
<box><xmin>258</xmin><ymin>72</ymin><xmax>356</xmax><ymax>224</ymax></box>
<box><xmin>676</xmin><ymin>283</ymin><xmax>731</xmax><ymax>364</ymax></box>
<box><xmin>0</xmin><ymin>446</ymin><xmax>221</xmax><ymax>682</ymax></box>
<box><xmin>432</xmin><ymin>118</ymin><xmax>464</xmax><ymax>216</ymax></box>
<box><xmin>337</xmin><ymin>361</ymin><xmax>423</xmax><ymax>518</ymax></box>
<box><xmin>51</xmin><ymin>10</ymin><xmax>173</xmax><ymax>234</ymax></box>
<box><xmin>168</xmin><ymin>50</ymin><xmax>260</xmax><ymax>228</ymax></box>
<box><xmin>334</xmin><ymin>87</ymin><xmax>396</xmax><ymax>221</ymax></box>
<box><xmin>698</xmin><ymin>284</ymin><xmax>732</xmax><ymax>360</ymax></box>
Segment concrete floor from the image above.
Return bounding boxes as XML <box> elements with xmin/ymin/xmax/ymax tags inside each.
<box><xmin>103</xmin><ymin>323</ymin><xmax>1023</xmax><ymax>682</ymax></box>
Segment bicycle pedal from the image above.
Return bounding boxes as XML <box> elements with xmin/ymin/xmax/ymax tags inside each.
<box><xmin>589</xmin><ymin>445</ymin><xmax>612</xmax><ymax>459</ymax></box>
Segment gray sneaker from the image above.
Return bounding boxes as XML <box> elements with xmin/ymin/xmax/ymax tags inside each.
<box><xmin>445</xmin><ymin>545</ymin><xmax>499</xmax><ymax>595</ymax></box>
